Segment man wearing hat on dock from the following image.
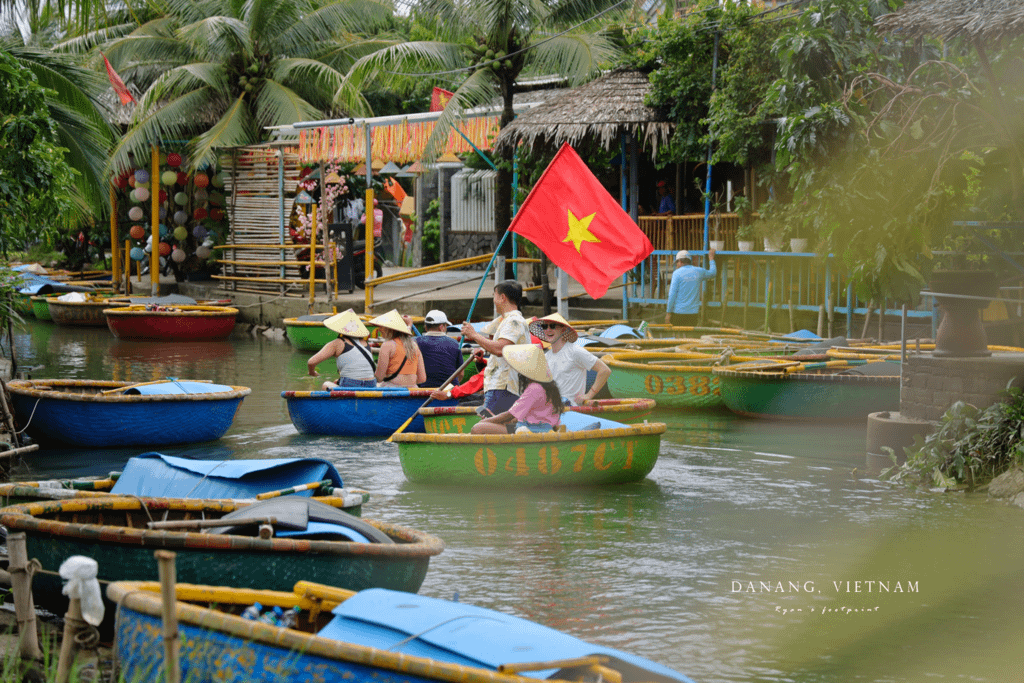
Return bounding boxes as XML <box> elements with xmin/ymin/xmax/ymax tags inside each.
<box><xmin>664</xmin><ymin>248</ymin><xmax>716</xmax><ymax>327</ymax></box>
<box><xmin>461</xmin><ymin>280</ymin><xmax>530</xmax><ymax>416</ymax></box>
<box><xmin>415</xmin><ymin>309</ymin><xmax>463</xmax><ymax>388</ymax></box>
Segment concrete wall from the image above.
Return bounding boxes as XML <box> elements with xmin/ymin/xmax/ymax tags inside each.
<box><xmin>901</xmin><ymin>354</ymin><xmax>1024</xmax><ymax>422</ymax></box>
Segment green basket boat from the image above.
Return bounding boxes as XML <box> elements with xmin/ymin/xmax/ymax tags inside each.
<box><xmin>0</xmin><ymin>496</ymin><xmax>444</xmax><ymax>624</ymax></box>
<box><xmin>419</xmin><ymin>398</ymin><xmax>657</xmax><ymax>435</ymax></box>
<box><xmin>604</xmin><ymin>351</ymin><xmax>792</xmax><ymax>409</ymax></box>
<box><xmin>392</xmin><ymin>422</ymin><xmax>666</xmax><ymax>487</ymax></box>
<box><xmin>286</xmin><ymin>314</ymin><xmax>428</xmax><ymax>352</ymax></box>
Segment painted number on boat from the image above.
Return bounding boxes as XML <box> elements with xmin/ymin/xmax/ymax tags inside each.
<box><xmin>644</xmin><ymin>374</ymin><xmax>718</xmax><ymax>396</ymax></box>
<box><xmin>431</xmin><ymin>416</ymin><xmax>470</xmax><ymax>434</ymax></box>
<box><xmin>473</xmin><ymin>441</ymin><xmax>636</xmax><ymax>477</ymax></box>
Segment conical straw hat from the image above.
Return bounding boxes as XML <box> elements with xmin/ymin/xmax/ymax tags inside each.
<box><xmin>324</xmin><ymin>309</ymin><xmax>369</xmax><ymax>338</ymax></box>
<box><xmin>369</xmin><ymin>309</ymin><xmax>411</xmax><ymax>335</ymax></box>
<box><xmin>502</xmin><ymin>344</ymin><xmax>552</xmax><ymax>383</ymax></box>
<box><xmin>528</xmin><ymin>312</ymin><xmax>578</xmax><ymax>344</ymax></box>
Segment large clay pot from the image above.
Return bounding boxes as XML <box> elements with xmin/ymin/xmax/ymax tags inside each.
<box><xmin>931</xmin><ymin>269</ymin><xmax>998</xmax><ymax>357</ymax></box>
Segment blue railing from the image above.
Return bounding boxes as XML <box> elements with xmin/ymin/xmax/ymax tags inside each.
<box><xmin>628</xmin><ymin>250</ymin><xmax>935</xmax><ymax>332</ymax></box>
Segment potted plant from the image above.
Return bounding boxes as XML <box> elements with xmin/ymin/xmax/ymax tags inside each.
<box><xmin>754</xmin><ymin>216</ymin><xmax>785</xmax><ymax>252</ymax></box>
<box><xmin>733</xmin><ymin>195</ymin><xmax>755</xmax><ymax>251</ymax></box>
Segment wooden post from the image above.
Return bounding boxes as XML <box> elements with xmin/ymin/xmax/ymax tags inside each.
<box><xmin>55</xmin><ymin>595</ymin><xmax>83</xmax><ymax>683</ymax></box>
<box><xmin>307</xmin><ymin>204</ymin><xmax>318</xmax><ymax>315</ymax></box>
<box><xmin>817</xmin><ymin>304</ymin><xmax>825</xmax><ymax>338</ymax></box>
<box><xmin>110</xmin><ymin>185</ymin><xmax>120</xmax><ymax>291</ymax></box>
<box><xmin>719</xmin><ymin>257</ymin><xmax>728</xmax><ymax>327</ymax></box>
<box><xmin>878</xmin><ymin>298</ymin><xmax>885</xmax><ymax>343</ymax></box>
<box><xmin>7</xmin><ymin>532</ymin><xmax>41</xmax><ymax>660</ymax></box>
<box><xmin>364</xmin><ymin>188</ymin><xmax>375</xmax><ymax>314</ymax></box>
<box><xmin>124</xmin><ymin>239</ymin><xmax>131</xmax><ymax>295</ymax></box>
<box><xmin>827</xmin><ymin>294</ymin><xmax>834</xmax><ymax>338</ymax></box>
<box><xmin>156</xmin><ymin>550</ymin><xmax>181</xmax><ymax>683</ymax></box>
<box><xmin>150</xmin><ymin>145</ymin><xmax>160</xmax><ymax>296</ymax></box>
<box><xmin>788</xmin><ymin>298</ymin><xmax>795</xmax><ymax>333</ymax></box>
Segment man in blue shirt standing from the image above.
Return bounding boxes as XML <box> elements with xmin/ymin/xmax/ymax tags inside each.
<box><xmin>656</xmin><ymin>180</ymin><xmax>676</xmax><ymax>216</ymax></box>
<box><xmin>664</xmin><ymin>248</ymin><xmax>716</xmax><ymax>326</ymax></box>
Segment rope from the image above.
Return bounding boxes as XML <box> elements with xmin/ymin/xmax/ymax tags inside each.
<box><xmin>182</xmin><ymin>460</ymin><xmax>228</xmax><ymax>499</ymax></box>
<box><xmin>16</xmin><ymin>398</ymin><xmax>42</xmax><ymax>435</ymax></box>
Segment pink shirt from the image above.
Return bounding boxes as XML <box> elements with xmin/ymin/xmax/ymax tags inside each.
<box><xmin>508</xmin><ymin>383</ymin><xmax>560</xmax><ymax>427</ymax></box>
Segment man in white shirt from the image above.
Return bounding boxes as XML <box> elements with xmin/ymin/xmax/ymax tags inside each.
<box><xmin>461</xmin><ymin>280</ymin><xmax>530</xmax><ymax>415</ymax></box>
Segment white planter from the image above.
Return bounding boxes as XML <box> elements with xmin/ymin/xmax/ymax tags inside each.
<box><xmin>763</xmin><ymin>236</ymin><xmax>784</xmax><ymax>252</ymax></box>
<box><xmin>710</xmin><ymin>240</ymin><xmax>725</xmax><ymax>251</ymax></box>
<box><xmin>789</xmin><ymin>238</ymin><xmax>809</xmax><ymax>253</ymax></box>
<box><xmin>737</xmin><ymin>240</ymin><xmax>755</xmax><ymax>252</ymax></box>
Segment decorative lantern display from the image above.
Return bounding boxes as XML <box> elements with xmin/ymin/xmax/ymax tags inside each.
<box><xmin>173</xmin><ymin>226</ymin><xmax>188</xmax><ymax>241</ymax></box>
<box><xmin>193</xmin><ymin>189</ymin><xmax>208</xmax><ymax>203</ymax></box>
<box><xmin>209</xmin><ymin>208</ymin><xmax>225</xmax><ymax>221</ymax></box>
<box><xmin>161</xmin><ymin>171</ymin><xmax>178</xmax><ymax>185</ymax></box>
<box><xmin>193</xmin><ymin>173</ymin><xmax>209</xmax><ymax>189</ymax></box>
<box><xmin>129</xmin><ymin>189</ymin><xmax>142</xmax><ymax>203</ymax></box>
<box><xmin>208</xmin><ymin>191</ymin><xmax>224</xmax><ymax>206</ymax></box>
<box><xmin>134</xmin><ymin>170</ymin><xmax>150</xmax><ymax>184</ymax></box>
<box><xmin>174</xmin><ymin>192</ymin><xmax>188</xmax><ymax>206</ymax></box>
<box><xmin>158</xmin><ymin>242</ymin><xmax>172</xmax><ymax>257</ymax></box>
<box><xmin>177</xmin><ymin>171</ymin><xmax>188</xmax><ymax>186</ymax></box>
<box><xmin>130</xmin><ymin>247</ymin><xmax>145</xmax><ymax>261</ymax></box>
<box><xmin>129</xmin><ymin>225</ymin><xmax>145</xmax><ymax>240</ymax></box>
<box><xmin>115</xmin><ymin>173</ymin><xmax>130</xmax><ymax>189</ymax></box>
<box><xmin>159</xmin><ymin>152</ymin><xmax>167</xmax><ymax>165</ymax></box>
<box><xmin>135</xmin><ymin>187</ymin><xmax>150</xmax><ymax>202</ymax></box>
<box><xmin>128</xmin><ymin>206</ymin><xmax>144</xmax><ymax>221</ymax></box>
<box><xmin>159</xmin><ymin>207</ymin><xmax>167</xmax><ymax>220</ymax></box>
<box><xmin>159</xmin><ymin>256</ymin><xmax>167</xmax><ymax>269</ymax></box>
<box><xmin>171</xmin><ymin>248</ymin><xmax>187</xmax><ymax>263</ymax></box>
<box><xmin>196</xmin><ymin>245</ymin><xmax>212</xmax><ymax>259</ymax></box>
<box><xmin>211</xmin><ymin>172</ymin><xmax>226</xmax><ymax>188</ymax></box>
<box><xmin>158</xmin><ymin>190</ymin><xmax>167</xmax><ymax>204</ymax></box>
<box><xmin>128</xmin><ymin>174</ymin><xmax>137</xmax><ymax>188</ymax></box>
<box><xmin>144</xmin><ymin>243</ymin><xmax>152</xmax><ymax>253</ymax></box>
<box><xmin>193</xmin><ymin>224</ymin><xmax>208</xmax><ymax>240</ymax></box>
<box><xmin>158</xmin><ymin>224</ymin><xmax>169</xmax><ymax>238</ymax></box>
<box><xmin>174</xmin><ymin>210</ymin><xmax>188</xmax><ymax>225</ymax></box>
<box><xmin>193</xmin><ymin>207</ymin><xmax>208</xmax><ymax>220</ymax></box>
<box><xmin>167</xmin><ymin>152</ymin><xmax>181</xmax><ymax>167</ymax></box>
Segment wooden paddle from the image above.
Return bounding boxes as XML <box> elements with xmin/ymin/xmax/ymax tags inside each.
<box><xmin>385</xmin><ymin>354</ymin><xmax>477</xmax><ymax>443</ymax></box>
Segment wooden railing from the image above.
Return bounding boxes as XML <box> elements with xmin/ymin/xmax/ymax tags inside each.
<box><xmin>639</xmin><ymin>213</ymin><xmax>750</xmax><ymax>252</ymax></box>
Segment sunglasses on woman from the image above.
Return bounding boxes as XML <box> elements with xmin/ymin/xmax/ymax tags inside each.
<box><xmin>539</xmin><ymin>323</ymin><xmax>562</xmax><ymax>330</ymax></box>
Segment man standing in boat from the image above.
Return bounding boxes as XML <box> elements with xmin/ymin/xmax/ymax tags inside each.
<box><xmin>460</xmin><ymin>280</ymin><xmax>530</xmax><ymax>416</ymax></box>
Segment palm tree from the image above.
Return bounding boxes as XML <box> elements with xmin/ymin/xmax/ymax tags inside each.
<box><xmin>340</xmin><ymin>0</ymin><xmax>623</xmax><ymax>254</ymax></box>
<box><xmin>104</xmin><ymin>0</ymin><xmax>398</xmax><ymax>173</ymax></box>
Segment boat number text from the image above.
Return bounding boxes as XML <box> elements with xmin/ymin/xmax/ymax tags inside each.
<box><xmin>643</xmin><ymin>374</ymin><xmax>718</xmax><ymax>396</ymax></box>
<box><xmin>473</xmin><ymin>441</ymin><xmax>636</xmax><ymax>477</ymax></box>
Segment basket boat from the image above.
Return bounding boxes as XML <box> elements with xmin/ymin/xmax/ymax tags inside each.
<box><xmin>0</xmin><ymin>496</ymin><xmax>444</xmax><ymax>625</ymax></box>
<box><xmin>46</xmin><ymin>296</ymin><xmax>131</xmax><ymax>326</ymax></box>
<box><xmin>420</xmin><ymin>398</ymin><xmax>656</xmax><ymax>435</ymax></box>
<box><xmin>285</xmin><ymin>314</ymin><xmax>427</xmax><ymax>352</ymax></box>
<box><xmin>283</xmin><ymin>388</ymin><xmax>457</xmax><ymax>436</ymax></box>
<box><xmin>104</xmin><ymin>304</ymin><xmax>239</xmax><ymax>341</ymax></box>
<box><xmin>391</xmin><ymin>422</ymin><xmax>666</xmax><ymax>487</ymax></box>
<box><xmin>108</xmin><ymin>580</ymin><xmax>695</xmax><ymax>683</ymax></box>
<box><xmin>712</xmin><ymin>359</ymin><xmax>901</xmax><ymax>420</ymax></box>
<box><xmin>7</xmin><ymin>378</ymin><xmax>250</xmax><ymax>447</ymax></box>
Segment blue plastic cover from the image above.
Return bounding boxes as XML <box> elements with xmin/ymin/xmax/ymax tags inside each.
<box><xmin>599</xmin><ymin>324</ymin><xmax>642</xmax><ymax>339</ymax></box>
<box><xmin>318</xmin><ymin>589</ymin><xmax>694</xmax><ymax>683</ymax></box>
<box><xmin>560</xmin><ymin>410</ymin><xmax>628</xmax><ymax>431</ymax></box>
<box><xmin>110</xmin><ymin>453</ymin><xmax>343</xmax><ymax>499</ymax></box>
<box><xmin>780</xmin><ymin>329</ymin><xmax>822</xmax><ymax>340</ymax></box>
<box><xmin>126</xmin><ymin>381</ymin><xmax>234</xmax><ymax>395</ymax></box>
<box><xmin>275</xmin><ymin>522</ymin><xmax>370</xmax><ymax>543</ymax></box>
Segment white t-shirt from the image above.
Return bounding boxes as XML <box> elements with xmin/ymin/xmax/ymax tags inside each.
<box><xmin>546</xmin><ymin>342</ymin><xmax>598</xmax><ymax>404</ymax></box>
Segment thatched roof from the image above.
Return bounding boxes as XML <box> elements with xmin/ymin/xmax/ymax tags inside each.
<box><xmin>876</xmin><ymin>0</ymin><xmax>1024</xmax><ymax>41</ymax></box>
<box><xmin>494</xmin><ymin>69</ymin><xmax>671</xmax><ymax>156</ymax></box>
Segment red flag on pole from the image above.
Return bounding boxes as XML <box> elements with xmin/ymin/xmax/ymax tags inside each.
<box><xmin>101</xmin><ymin>52</ymin><xmax>135</xmax><ymax>105</ymax></box>
<box><xmin>510</xmin><ymin>143</ymin><xmax>653</xmax><ymax>299</ymax></box>
<box><xmin>429</xmin><ymin>87</ymin><xmax>454</xmax><ymax>112</ymax></box>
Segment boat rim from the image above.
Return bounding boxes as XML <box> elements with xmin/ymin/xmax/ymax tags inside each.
<box><xmin>392</xmin><ymin>422</ymin><xmax>667</xmax><ymax>444</ymax></box>
<box><xmin>104</xmin><ymin>304</ymin><xmax>239</xmax><ymax>316</ymax></box>
<box><xmin>419</xmin><ymin>398</ymin><xmax>657</xmax><ymax>416</ymax></box>
<box><xmin>7</xmin><ymin>379</ymin><xmax>252</xmax><ymax>401</ymax></box>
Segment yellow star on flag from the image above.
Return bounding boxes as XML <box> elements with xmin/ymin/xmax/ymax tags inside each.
<box><xmin>562</xmin><ymin>209</ymin><xmax>601</xmax><ymax>252</ymax></box>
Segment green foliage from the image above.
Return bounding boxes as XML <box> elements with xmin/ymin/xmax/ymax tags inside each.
<box><xmin>882</xmin><ymin>383</ymin><xmax>1024</xmax><ymax>490</ymax></box>
<box><xmin>422</xmin><ymin>198</ymin><xmax>440</xmax><ymax>264</ymax></box>
<box><xmin>0</xmin><ymin>48</ymin><xmax>78</xmax><ymax>256</ymax></box>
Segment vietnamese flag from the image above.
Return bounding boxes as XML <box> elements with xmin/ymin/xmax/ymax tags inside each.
<box><xmin>101</xmin><ymin>52</ymin><xmax>135</xmax><ymax>105</ymax></box>
<box><xmin>429</xmin><ymin>87</ymin><xmax>454</xmax><ymax>112</ymax></box>
<box><xmin>510</xmin><ymin>143</ymin><xmax>653</xmax><ymax>299</ymax></box>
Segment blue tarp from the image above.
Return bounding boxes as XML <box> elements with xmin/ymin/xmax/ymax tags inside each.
<box><xmin>318</xmin><ymin>589</ymin><xmax>694</xmax><ymax>683</ymax></box>
<box><xmin>12</xmin><ymin>270</ymin><xmax>93</xmax><ymax>295</ymax></box>
<box><xmin>110</xmin><ymin>453</ymin><xmax>344</xmax><ymax>499</ymax></box>
<box><xmin>276</xmin><ymin>521</ymin><xmax>370</xmax><ymax>543</ymax></box>
<box><xmin>599</xmin><ymin>324</ymin><xmax>642</xmax><ymax>339</ymax></box>
<box><xmin>560</xmin><ymin>410</ymin><xmax>627</xmax><ymax>431</ymax></box>
<box><xmin>126</xmin><ymin>381</ymin><xmax>234</xmax><ymax>395</ymax></box>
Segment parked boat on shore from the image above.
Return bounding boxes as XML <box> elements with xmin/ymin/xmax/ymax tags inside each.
<box><xmin>420</xmin><ymin>398</ymin><xmax>657</xmax><ymax>435</ymax></box>
<box><xmin>7</xmin><ymin>378</ymin><xmax>250</xmax><ymax>447</ymax></box>
<box><xmin>283</xmin><ymin>388</ymin><xmax>457</xmax><ymax>436</ymax></box>
<box><xmin>108</xmin><ymin>580</ymin><xmax>696</xmax><ymax>683</ymax></box>
<box><xmin>104</xmin><ymin>303</ymin><xmax>239</xmax><ymax>340</ymax></box>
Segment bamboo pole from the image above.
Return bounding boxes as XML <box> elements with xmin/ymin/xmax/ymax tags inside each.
<box><xmin>110</xmin><ymin>185</ymin><xmax>120</xmax><ymax>291</ymax></box>
<box><xmin>156</xmin><ymin>550</ymin><xmax>181</xmax><ymax>683</ymax></box>
<box><xmin>151</xmin><ymin>145</ymin><xmax>160</xmax><ymax>296</ymax></box>
<box><xmin>817</xmin><ymin>304</ymin><xmax>825</xmax><ymax>338</ymax></box>
<box><xmin>365</xmin><ymin>188</ymin><xmax>375</xmax><ymax>314</ymax></box>
<box><xmin>861</xmin><ymin>302</ymin><xmax>874</xmax><ymax>340</ymax></box>
<box><xmin>124</xmin><ymin>239</ymin><xmax>131</xmax><ymax>295</ymax></box>
<box><xmin>8</xmin><ymin>532</ymin><xmax>41</xmax><ymax>660</ymax></box>
<box><xmin>308</xmin><ymin>204</ymin><xmax>318</xmax><ymax>314</ymax></box>
<box><xmin>827</xmin><ymin>293</ymin><xmax>835</xmax><ymax>338</ymax></box>
<box><xmin>55</xmin><ymin>593</ymin><xmax>83</xmax><ymax>683</ymax></box>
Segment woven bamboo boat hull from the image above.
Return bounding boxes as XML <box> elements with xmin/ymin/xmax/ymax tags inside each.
<box><xmin>284</xmin><ymin>316</ymin><xmax>338</xmax><ymax>351</ymax></box>
<box><xmin>392</xmin><ymin>423</ymin><xmax>666</xmax><ymax>487</ymax></box>
<box><xmin>0</xmin><ymin>497</ymin><xmax>444</xmax><ymax>622</ymax></box>
<box><xmin>8</xmin><ymin>379</ymin><xmax>250</xmax><ymax>447</ymax></box>
<box><xmin>108</xmin><ymin>580</ymin><xmax>696</xmax><ymax>683</ymax></box>
<box><xmin>105</xmin><ymin>304</ymin><xmax>239</xmax><ymax>340</ymax></box>
<box><xmin>29</xmin><ymin>295</ymin><xmax>54</xmax><ymax>320</ymax></box>
<box><xmin>714</xmin><ymin>366</ymin><xmax>900</xmax><ymax>420</ymax></box>
<box><xmin>283</xmin><ymin>389</ymin><xmax>458</xmax><ymax>436</ymax></box>
<box><xmin>420</xmin><ymin>398</ymin><xmax>657</xmax><ymax>435</ymax></box>
<box><xmin>47</xmin><ymin>297</ymin><xmax>129</xmax><ymax>326</ymax></box>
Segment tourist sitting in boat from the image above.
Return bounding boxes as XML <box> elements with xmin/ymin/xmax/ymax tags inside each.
<box><xmin>371</xmin><ymin>309</ymin><xmax>427</xmax><ymax>388</ymax></box>
<box><xmin>470</xmin><ymin>344</ymin><xmax>564</xmax><ymax>434</ymax></box>
<box><xmin>307</xmin><ymin>309</ymin><xmax>376</xmax><ymax>390</ymax></box>
<box><xmin>430</xmin><ymin>350</ymin><xmax>486</xmax><ymax>403</ymax></box>
<box><xmin>529</xmin><ymin>313</ymin><xmax>611</xmax><ymax>406</ymax></box>
<box><xmin>415</xmin><ymin>309</ymin><xmax>463</xmax><ymax>389</ymax></box>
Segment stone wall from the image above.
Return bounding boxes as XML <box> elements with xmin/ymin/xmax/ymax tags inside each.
<box><xmin>445</xmin><ymin>232</ymin><xmax>498</xmax><ymax>261</ymax></box>
<box><xmin>901</xmin><ymin>353</ymin><xmax>1024</xmax><ymax>422</ymax></box>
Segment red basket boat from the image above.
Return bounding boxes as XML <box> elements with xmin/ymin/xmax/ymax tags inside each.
<box><xmin>104</xmin><ymin>304</ymin><xmax>239</xmax><ymax>341</ymax></box>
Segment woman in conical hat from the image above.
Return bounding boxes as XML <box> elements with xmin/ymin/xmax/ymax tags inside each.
<box><xmin>370</xmin><ymin>309</ymin><xmax>426</xmax><ymax>387</ymax></box>
<box><xmin>470</xmin><ymin>344</ymin><xmax>564</xmax><ymax>435</ymax></box>
<box><xmin>307</xmin><ymin>309</ymin><xmax>376</xmax><ymax>390</ymax></box>
<box><xmin>529</xmin><ymin>313</ymin><xmax>611</xmax><ymax>406</ymax></box>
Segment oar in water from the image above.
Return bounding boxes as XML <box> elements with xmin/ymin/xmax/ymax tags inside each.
<box><xmin>385</xmin><ymin>354</ymin><xmax>477</xmax><ymax>443</ymax></box>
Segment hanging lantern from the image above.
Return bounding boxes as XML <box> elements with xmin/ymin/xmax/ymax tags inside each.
<box><xmin>144</xmin><ymin>243</ymin><xmax>152</xmax><ymax>253</ymax></box>
<box><xmin>194</xmin><ymin>173</ymin><xmax>210</xmax><ymax>189</ymax></box>
<box><xmin>128</xmin><ymin>206</ymin><xmax>144</xmax><ymax>221</ymax></box>
<box><xmin>159</xmin><ymin>206</ymin><xmax>167</xmax><ymax>220</ymax></box>
<box><xmin>158</xmin><ymin>189</ymin><xmax>168</xmax><ymax>204</ymax></box>
<box><xmin>196</xmin><ymin>245</ymin><xmax>212</xmax><ymax>259</ymax></box>
<box><xmin>115</xmin><ymin>173</ymin><xmax>130</xmax><ymax>189</ymax></box>
<box><xmin>209</xmin><ymin>207</ymin><xmax>224</xmax><ymax>221</ymax></box>
<box><xmin>208</xmin><ymin>191</ymin><xmax>224</xmax><ymax>206</ymax></box>
<box><xmin>193</xmin><ymin>189</ymin><xmax>208</xmax><ymax>203</ymax></box>
<box><xmin>158</xmin><ymin>242</ymin><xmax>172</xmax><ymax>257</ymax></box>
<box><xmin>211</xmin><ymin>172</ymin><xmax>226</xmax><ymax>188</ymax></box>
<box><xmin>173</xmin><ymin>226</ymin><xmax>188</xmax><ymax>241</ymax></box>
<box><xmin>171</xmin><ymin>248</ymin><xmax>187</xmax><ymax>263</ymax></box>
<box><xmin>128</xmin><ymin>174</ymin><xmax>137</xmax><ymax>189</ymax></box>
<box><xmin>176</xmin><ymin>171</ymin><xmax>188</xmax><ymax>186</ymax></box>
<box><xmin>134</xmin><ymin>169</ymin><xmax>149</xmax><ymax>184</ymax></box>
<box><xmin>193</xmin><ymin>207</ymin><xmax>208</xmax><ymax>220</ymax></box>
<box><xmin>130</xmin><ymin>246</ymin><xmax>145</xmax><ymax>261</ymax></box>
<box><xmin>193</xmin><ymin>224</ymin><xmax>208</xmax><ymax>240</ymax></box>
<box><xmin>173</xmin><ymin>210</ymin><xmax>188</xmax><ymax>225</ymax></box>
<box><xmin>135</xmin><ymin>180</ymin><xmax>149</xmax><ymax>190</ymax></box>
<box><xmin>161</xmin><ymin>170</ymin><xmax>178</xmax><ymax>185</ymax></box>
<box><xmin>174</xmin><ymin>192</ymin><xmax>188</xmax><ymax>206</ymax></box>
<box><xmin>130</xmin><ymin>189</ymin><xmax>141</xmax><ymax>203</ymax></box>
<box><xmin>158</xmin><ymin>223</ymin><xmax>169</xmax><ymax>238</ymax></box>
<box><xmin>167</xmin><ymin>152</ymin><xmax>182</xmax><ymax>167</ymax></box>
<box><xmin>129</xmin><ymin>225</ymin><xmax>145</xmax><ymax>240</ymax></box>
<box><xmin>135</xmin><ymin>187</ymin><xmax>150</xmax><ymax>202</ymax></box>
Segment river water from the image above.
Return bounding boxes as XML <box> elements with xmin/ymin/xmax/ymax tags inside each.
<box><xmin>9</xmin><ymin>320</ymin><xmax>1024</xmax><ymax>682</ymax></box>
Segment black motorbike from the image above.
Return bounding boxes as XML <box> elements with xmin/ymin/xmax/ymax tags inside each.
<box><xmin>350</xmin><ymin>239</ymin><xmax>384</xmax><ymax>289</ymax></box>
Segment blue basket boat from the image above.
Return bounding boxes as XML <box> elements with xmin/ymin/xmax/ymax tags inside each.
<box><xmin>282</xmin><ymin>388</ymin><xmax>458</xmax><ymax>436</ymax></box>
<box><xmin>7</xmin><ymin>378</ymin><xmax>250</xmax><ymax>448</ymax></box>
<box><xmin>108</xmin><ymin>581</ymin><xmax>696</xmax><ymax>683</ymax></box>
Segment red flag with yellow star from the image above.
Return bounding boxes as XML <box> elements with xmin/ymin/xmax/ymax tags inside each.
<box><xmin>509</xmin><ymin>143</ymin><xmax>653</xmax><ymax>298</ymax></box>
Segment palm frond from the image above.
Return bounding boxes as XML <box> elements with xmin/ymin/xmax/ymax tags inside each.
<box><xmin>243</xmin><ymin>0</ymin><xmax>302</xmax><ymax>45</ymax></box>
<box><xmin>527</xmin><ymin>33</ymin><xmax>613</xmax><ymax>85</ymax></box>
<box><xmin>422</xmin><ymin>67</ymin><xmax>497</xmax><ymax>160</ymax></box>
<box><xmin>273</xmin><ymin>57</ymin><xmax>345</xmax><ymax>109</ymax></box>
<box><xmin>152</xmin><ymin>62</ymin><xmax>229</xmax><ymax>97</ymax></box>
<box><xmin>188</xmin><ymin>94</ymin><xmax>258</xmax><ymax>168</ymax></box>
<box><xmin>52</xmin><ymin>22</ymin><xmax>137</xmax><ymax>54</ymax></box>
<box><xmin>252</xmin><ymin>78</ymin><xmax>323</xmax><ymax>129</ymax></box>
<box><xmin>317</xmin><ymin>36</ymin><xmax>405</xmax><ymax>73</ymax></box>
<box><xmin>343</xmin><ymin>40</ymin><xmax>468</xmax><ymax>91</ymax></box>
<box><xmin>273</xmin><ymin>0</ymin><xmax>395</xmax><ymax>56</ymax></box>
<box><xmin>176</xmin><ymin>15</ymin><xmax>251</xmax><ymax>62</ymax></box>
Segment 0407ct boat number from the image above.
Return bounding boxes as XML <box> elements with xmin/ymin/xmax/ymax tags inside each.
<box><xmin>473</xmin><ymin>440</ymin><xmax>638</xmax><ymax>477</ymax></box>
<box><xmin>644</xmin><ymin>374</ymin><xmax>719</xmax><ymax>396</ymax></box>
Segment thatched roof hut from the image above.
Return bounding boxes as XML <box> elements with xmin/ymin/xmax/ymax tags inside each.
<box><xmin>876</xmin><ymin>0</ymin><xmax>1024</xmax><ymax>41</ymax></box>
<box><xmin>494</xmin><ymin>68</ymin><xmax>671</xmax><ymax>156</ymax></box>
